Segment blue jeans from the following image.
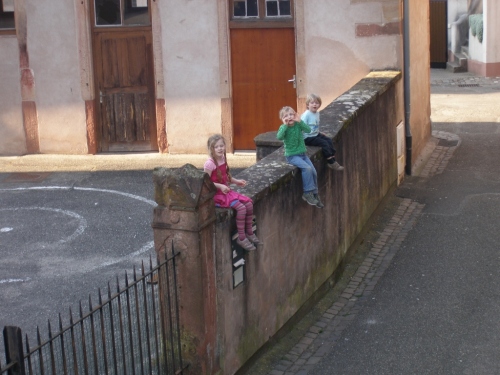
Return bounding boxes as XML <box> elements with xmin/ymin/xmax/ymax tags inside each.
<box><xmin>286</xmin><ymin>154</ymin><xmax>318</xmax><ymax>194</ymax></box>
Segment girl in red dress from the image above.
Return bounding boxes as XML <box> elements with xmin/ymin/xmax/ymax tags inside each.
<box><xmin>204</xmin><ymin>134</ymin><xmax>260</xmax><ymax>251</ymax></box>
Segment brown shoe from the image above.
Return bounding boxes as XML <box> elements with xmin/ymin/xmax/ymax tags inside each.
<box><xmin>246</xmin><ymin>234</ymin><xmax>261</xmax><ymax>245</ymax></box>
<box><xmin>328</xmin><ymin>162</ymin><xmax>344</xmax><ymax>171</ymax></box>
<box><xmin>237</xmin><ymin>237</ymin><xmax>256</xmax><ymax>251</ymax></box>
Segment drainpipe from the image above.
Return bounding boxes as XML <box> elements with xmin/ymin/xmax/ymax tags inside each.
<box><xmin>403</xmin><ymin>0</ymin><xmax>412</xmax><ymax>175</ymax></box>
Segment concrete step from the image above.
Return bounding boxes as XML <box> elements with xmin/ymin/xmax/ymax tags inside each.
<box><xmin>446</xmin><ymin>60</ymin><xmax>467</xmax><ymax>73</ymax></box>
<box><xmin>447</xmin><ymin>51</ymin><xmax>468</xmax><ymax>73</ymax></box>
<box><xmin>461</xmin><ymin>45</ymin><xmax>469</xmax><ymax>59</ymax></box>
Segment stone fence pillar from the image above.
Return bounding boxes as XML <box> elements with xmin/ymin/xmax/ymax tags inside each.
<box><xmin>152</xmin><ymin>164</ymin><xmax>218</xmax><ymax>375</ymax></box>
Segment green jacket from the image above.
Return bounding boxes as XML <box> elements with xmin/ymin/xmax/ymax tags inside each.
<box><xmin>276</xmin><ymin>121</ymin><xmax>311</xmax><ymax>157</ymax></box>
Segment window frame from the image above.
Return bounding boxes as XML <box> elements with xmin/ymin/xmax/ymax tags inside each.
<box><xmin>92</xmin><ymin>0</ymin><xmax>151</xmax><ymax>29</ymax></box>
<box><xmin>229</xmin><ymin>0</ymin><xmax>294</xmax><ymax>29</ymax></box>
<box><xmin>0</xmin><ymin>0</ymin><xmax>16</xmax><ymax>35</ymax></box>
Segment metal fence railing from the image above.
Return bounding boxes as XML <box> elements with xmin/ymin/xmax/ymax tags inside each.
<box><xmin>1</xmin><ymin>245</ymin><xmax>186</xmax><ymax>375</ymax></box>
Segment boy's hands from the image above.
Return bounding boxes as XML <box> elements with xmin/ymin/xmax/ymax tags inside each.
<box><xmin>282</xmin><ymin>111</ymin><xmax>300</xmax><ymax>127</ymax></box>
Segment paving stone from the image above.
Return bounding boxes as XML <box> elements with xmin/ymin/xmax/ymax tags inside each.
<box><xmin>275</xmin><ymin>364</ymin><xmax>290</xmax><ymax>371</ymax></box>
<box><xmin>306</xmin><ymin>356</ymin><xmax>322</xmax><ymax>365</ymax></box>
<box><xmin>284</xmin><ymin>353</ymin><xmax>299</xmax><ymax>362</ymax></box>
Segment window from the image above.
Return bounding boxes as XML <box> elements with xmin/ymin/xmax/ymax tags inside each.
<box><xmin>94</xmin><ymin>0</ymin><xmax>150</xmax><ymax>27</ymax></box>
<box><xmin>230</xmin><ymin>0</ymin><xmax>293</xmax><ymax>27</ymax></box>
<box><xmin>231</xmin><ymin>0</ymin><xmax>292</xmax><ymax>20</ymax></box>
<box><xmin>233</xmin><ymin>0</ymin><xmax>259</xmax><ymax>18</ymax></box>
<box><xmin>265</xmin><ymin>0</ymin><xmax>291</xmax><ymax>17</ymax></box>
<box><xmin>0</xmin><ymin>0</ymin><xmax>15</xmax><ymax>31</ymax></box>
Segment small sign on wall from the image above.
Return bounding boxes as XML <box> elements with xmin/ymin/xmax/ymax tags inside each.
<box><xmin>230</xmin><ymin>217</ymin><xmax>257</xmax><ymax>288</ymax></box>
<box><xmin>231</xmin><ymin>234</ymin><xmax>246</xmax><ymax>288</ymax></box>
<box><xmin>397</xmin><ymin>121</ymin><xmax>405</xmax><ymax>184</ymax></box>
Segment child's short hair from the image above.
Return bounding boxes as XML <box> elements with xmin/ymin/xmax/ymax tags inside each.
<box><xmin>306</xmin><ymin>94</ymin><xmax>322</xmax><ymax>106</ymax></box>
<box><xmin>279</xmin><ymin>106</ymin><xmax>295</xmax><ymax>120</ymax></box>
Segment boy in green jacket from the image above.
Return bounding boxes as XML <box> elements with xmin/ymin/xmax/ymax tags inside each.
<box><xmin>277</xmin><ymin>106</ymin><xmax>323</xmax><ymax>208</ymax></box>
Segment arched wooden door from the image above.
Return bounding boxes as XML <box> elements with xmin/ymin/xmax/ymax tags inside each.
<box><xmin>90</xmin><ymin>0</ymin><xmax>157</xmax><ymax>152</ymax></box>
<box><xmin>230</xmin><ymin>0</ymin><xmax>297</xmax><ymax>150</ymax></box>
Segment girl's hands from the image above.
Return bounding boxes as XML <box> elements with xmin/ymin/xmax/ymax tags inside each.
<box><xmin>216</xmin><ymin>179</ymin><xmax>247</xmax><ymax>194</ymax></box>
<box><xmin>293</xmin><ymin>113</ymin><xmax>301</xmax><ymax>122</ymax></box>
<box><xmin>220</xmin><ymin>185</ymin><xmax>230</xmax><ymax>194</ymax></box>
<box><xmin>232</xmin><ymin>178</ymin><xmax>247</xmax><ymax>187</ymax></box>
<box><xmin>214</xmin><ymin>182</ymin><xmax>230</xmax><ymax>194</ymax></box>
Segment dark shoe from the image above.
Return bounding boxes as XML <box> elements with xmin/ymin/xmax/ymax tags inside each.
<box><xmin>237</xmin><ymin>237</ymin><xmax>256</xmax><ymax>251</ymax></box>
<box><xmin>328</xmin><ymin>161</ymin><xmax>344</xmax><ymax>171</ymax></box>
<box><xmin>314</xmin><ymin>194</ymin><xmax>324</xmax><ymax>208</ymax></box>
<box><xmin>302</xmin><ymin>192</ymin><xmax>319</xmax><ymax>206</ymax></box>
<box><xmin>246</xmin><ymin>234</ymin><xmax>261</xmax><ymax>245</ymax></box>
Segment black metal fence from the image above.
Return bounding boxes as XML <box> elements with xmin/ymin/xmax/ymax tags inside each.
<box><xmin>1</xmin><ymin>245</ymin><xmax>186</xmax><ymax>375</ymax></box>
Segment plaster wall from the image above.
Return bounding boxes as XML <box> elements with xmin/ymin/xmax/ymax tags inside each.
<box><xmin>468</xmin><ymin>25</ymin><xmax>485</xmax><ymax>62</ymax></box>
<box><xmin>485</xmin><ymin>0</ymin><xmax>500</xmax><ymax>63</ymax></box>
<box><xmin>0</xmin><ymin>37</ymin><xmax>25</xmax><ymax>155</ymax></box>
<box><xmin>157</xmin><ymin>0</ymin><xmax>222</xmax><ymax>154</ymax></box>
<box><xmin>448</xmin><ymin>0</ymin><xmax>468</xmax><ymax>50</ymax></box>
<box><xmin>449</xmin><ymin>0</ymin><xmax>468</xmax><ymax>22</ymax></box>
<box><xmin>26</xmin><ymin>0</ymin><xmax>87</xmax><ymax>154</ymax></box>
<box><xmin>468</xmin><ymin>0</ymin><xmax>500</xmax><ymax>75</ymax></box>
<box><xmin>409</xmin><ymin>0</ymin><xmax>431</xmax><ymax>164</ymax></box>
<box><xmin>301</xmin><ymin>0</ymin><xmax>401</xmax><ymax>107</ymax></box>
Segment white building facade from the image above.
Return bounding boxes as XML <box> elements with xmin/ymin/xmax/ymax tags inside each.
<box><xmin>0</xmin><ymin>0</ymin><xmax>430</xmax><ymax>160</ymax></box>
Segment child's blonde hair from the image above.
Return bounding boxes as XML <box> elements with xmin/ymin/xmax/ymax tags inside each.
<box><xmin>207</xmin><ymin>134</ymin><xmax>231</xmax><ymax>183</ymax></box>
<box><xmin>305</xmin><ymin>93</ymin><xmax>322</xmax><ymax>106</ymax></box>
<box><xmin>279</xmin><ymin>106</ymin><xmax>295</xmax><ymax>120</ymax></box>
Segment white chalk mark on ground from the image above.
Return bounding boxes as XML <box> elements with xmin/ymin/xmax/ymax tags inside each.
<box><xmin>0</xmin><ymin>185</ymin><xmax>156</xmax><ymax>272</ymax></box>
<box><xmin>97</xmin><ymin>241</ymin><xmax>155</xmax><ymax>269</ymax></box>
<box><xmin>1</xmin><ymin>227</ymin><xmax>13</xmax><ymax>232</ymax></box>
<box><xmin>0</xmin><ymin>186</ymin><xmax>157</xmax><ymax>206</ymax></box>
<box><xmin>0</xmin><ymin>278</ymin><xmax>31</xmax><ymax>284</ymax></box>
<box><xmin>0</xmin><ymin>207</ymin><xmax>87</xmax><ymax>244</ymax></box>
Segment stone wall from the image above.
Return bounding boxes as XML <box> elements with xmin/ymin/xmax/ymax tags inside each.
<box><xmin>152</xmin><ymin>71</ymin><xmax>403</xmax><ymax>375</ymax></box>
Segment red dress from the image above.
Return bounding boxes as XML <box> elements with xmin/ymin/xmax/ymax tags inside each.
<box><xmin>208</xmin><ymin>162</ymin><xmax>252</xmax><ymax>208</ymax></box>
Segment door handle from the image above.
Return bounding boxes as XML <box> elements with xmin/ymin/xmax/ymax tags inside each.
<box><xmin>99</xmin><ymin>90</ymin><xmax>104</xmax><ymax>104</ymax></box>
<box><xmin>288</xmin><ymin>75</ymin><xmax>296</xmax><ymax>88</ymax></box>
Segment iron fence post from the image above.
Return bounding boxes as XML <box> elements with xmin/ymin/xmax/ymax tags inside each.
<box><xmin>3</xmin><ymin>326</ymin><xmax>26</xmax><ymax>375</ymax></box>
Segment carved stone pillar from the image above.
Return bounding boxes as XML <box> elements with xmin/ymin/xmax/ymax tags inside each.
<box><xmin>152</xmin><ymin>164</ymin><xmax>218</xmax><ymax>374</ymax></box>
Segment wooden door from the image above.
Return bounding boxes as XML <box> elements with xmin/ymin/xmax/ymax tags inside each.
<box><xmin>229</xmin><ymin>0</ymin><xmax>297</xmax><ymax>150</ymax></box>
<box><xmin>91</xmin><ymin>0</ymin><xmax>157</xmax><ymax>152</ymax></box>
<box><xmin>231</xmin><ymin>28</ymin><xmax>297</xmax><ymax>150</ymax></box>
<box><xmin>430</xmin><ymin>0</ymin><xmax>447</xmax><ymax>68</ymax></box>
